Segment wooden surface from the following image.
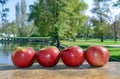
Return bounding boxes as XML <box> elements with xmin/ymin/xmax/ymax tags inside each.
<box><xmin>0</xmin><ymin>62</ymin><xmax>120</xmax><ymax>79</ymax></box>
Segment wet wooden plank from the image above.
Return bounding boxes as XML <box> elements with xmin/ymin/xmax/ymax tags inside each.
<box><xmin>0</xmin><ymin>62</ymin><xmax>120</xmax><ymax>79</ymax></box>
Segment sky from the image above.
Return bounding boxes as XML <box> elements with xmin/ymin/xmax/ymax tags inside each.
<box><xmin>84</xmin><ymin>0</ymin><xmax>93</xmax><ymax>17</ymax></box>
<box><xmin>85</xmin><ymin>0</ymin><xmax>120</xmax><ymax>16</ymax></box>
<box><xmin>1</xmin><ymin>0</ymin><xmax>120</xmax><ymax>23</ymax></box>
<box><xmin>4</xmin><ymin>0</ymin><xmax>93</xmax><ymax>22</ymax></box>
<box><xmin>5</xmin><ymin>0</ymin><xmax>36</xmax><ymax>22</ymax></box>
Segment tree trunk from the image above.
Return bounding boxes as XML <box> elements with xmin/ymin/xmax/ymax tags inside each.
<box><xmin>51</xmin><ymin>35</ymin><xmax>60</xmax><ymax>48</ymax></box>
<box><xmin>115</xmin><ymin>35</ymin><xmax>117</xmax><ymax>42</ymax></box>
<box><xmin>72</xmin><ymin>36</ymin><xmax>76</xmax><ymax>42</ymax></box>
<box><xmin>56</xmin><ymin>34</ymin><xmax>60</xmax><ymax>48</ymax></box>
<box><xmin>101</xmin><ymin>36</ymin><xmax>104</xmax><ymax>42</ymax></box>
<box><xmin>51</xmin><ymin>27</ymin><xmax>60</xmax><ymax>48</ymax></box>
<box><xmin>51</xmin><ymin>1</ymin><xmax>60</xmax><ymax>47</ymax></box>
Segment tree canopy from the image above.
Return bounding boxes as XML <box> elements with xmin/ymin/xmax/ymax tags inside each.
<box><xmin>28</xmin><ymin>0</ymin><xmax>88</xmax><ymax>46</ymax></box>
<box><xmin>0</xmin><ymin>0</ymin><xmax>9</xmax><ymax>27</ymax></box>
<box><xmin>91</xmin><ymin>0</ymin><xmax>111</xmax><ymax>42</ymax></box>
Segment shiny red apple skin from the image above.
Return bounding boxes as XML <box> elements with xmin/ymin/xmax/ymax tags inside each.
<box><xmin>11</xmin><ymin>47</ymin><xmax>36</xmax><ymax>68</ymax></box>
<box><xmin>36</xmin><ymin>46</ymin><xmax>60</xmax><ymax>67</ymax></box>
<box><xmin>85</xmin><ymin>45</ymin><xmax>110</xmax><ymax>67</ymax></box>
<box><xmin>61</xmin><ymin>46</ymin><xmax>85</xmax><ymax>67</ymax></box>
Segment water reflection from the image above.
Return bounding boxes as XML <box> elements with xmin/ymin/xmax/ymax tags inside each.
<box><xmin>0</xmin><ymin>42</ymin><xmax>50</xmax><ymax>64</ymax></box>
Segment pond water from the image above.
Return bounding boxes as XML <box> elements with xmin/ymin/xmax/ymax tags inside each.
<box><xmin>0</xmin><ymin>42</ymin><xmax>50</xmax><ymax>64</ymax></box>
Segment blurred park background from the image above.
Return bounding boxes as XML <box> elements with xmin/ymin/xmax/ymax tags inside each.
<box><xmin>0</xmin><ymin>0</ymin><xmax>120</xmax><ymax>63</ymax></box>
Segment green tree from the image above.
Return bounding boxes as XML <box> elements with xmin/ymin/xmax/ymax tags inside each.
<box><xmin>0</xmin><ymin>0</ymin><xmax>9</xmax><ymax>28</ymax></box>
<box><xmin>58</xmin><ymin>0</ymin><xmax>88</xmax><ymax>41</ymax></box>
<box><xmin>91</xmin><ymin>0</ymin><xmax>110</xmax><ymax>42</ymax></box>
<box><xmin>10</xmin><ymin>21</ymin><xmax>18</xmax><ymax>35</ymax></box>
<box><xmin>111</xmin><ymin>15</ymin><xmax>120</xmax><ymax>42</ymax></box>
<box><xmin>79</xmin><ymin>18</ymin><xmax>94</xmax><ymax>41</ymax></box>
<box><xmin>26</xmin><ymin>22</ymin><xmax>38</xmax><ymax>37</ymax></box>
<box><xmin>91</xmin><ymin>18</ymin><xmax>112</xmax><ymax>39</ymax></box>
<box><xmin>15</xmin><ymin>2</ymin><xmax>21</xmax><ymax>36</ymax></box>
<box><xmin>21</xmin><ymin>0</ymin><xmax>27</xmax><ymax>36</ymax></box>
<box><xmin>28</xmin><ymin>0</ymin><xmax>61</xmax><ymax>47</ymax></box>
<box><xmin>15</xmin><ymin>0</ymin><xmax>31</xmax><ymax>37</ymax></box>
<box><xmin>28</xmin><ymin>0</ymin><xmax>88</xmax><ymax>47</ymax></box>
<box><xmin>2</xmin><ymin>21</ymin><xmax>18</xmax><ymax>35</ymax></box>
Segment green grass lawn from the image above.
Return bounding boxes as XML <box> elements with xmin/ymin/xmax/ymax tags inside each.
<box><xmin>61</xmin><ymin>39</ymin><xmax>120</xmax><ymax>61</ymax></box>
<box><xmin>61</xmin><ymin>39</ymin><xmax>120</xmax><ymax>46</ymax></box>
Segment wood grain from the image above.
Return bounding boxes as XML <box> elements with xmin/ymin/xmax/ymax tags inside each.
<box><xmin>0</xmin><ymin>62</ymin><xmax>120</xmax><ymax>79</ymax></box>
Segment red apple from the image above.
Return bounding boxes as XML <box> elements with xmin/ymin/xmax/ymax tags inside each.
<box><xmin>11</xmin><ymin>47</ymin><xmax>36</xmax><ymax>68</ymax></box>
<box><xmin>85</xmin><ymin>45</ymin><xmax>110</xmax><ymax>67</ymax></box>
<box><xmin>36</xmin><ymin>46</ymin><xmax>60</xmax><ymax>67</ymax></box>
<box><xmin>61</xmin><ymin>46</ymin><xmax>85</xmax><ymax>67</ymax></box>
